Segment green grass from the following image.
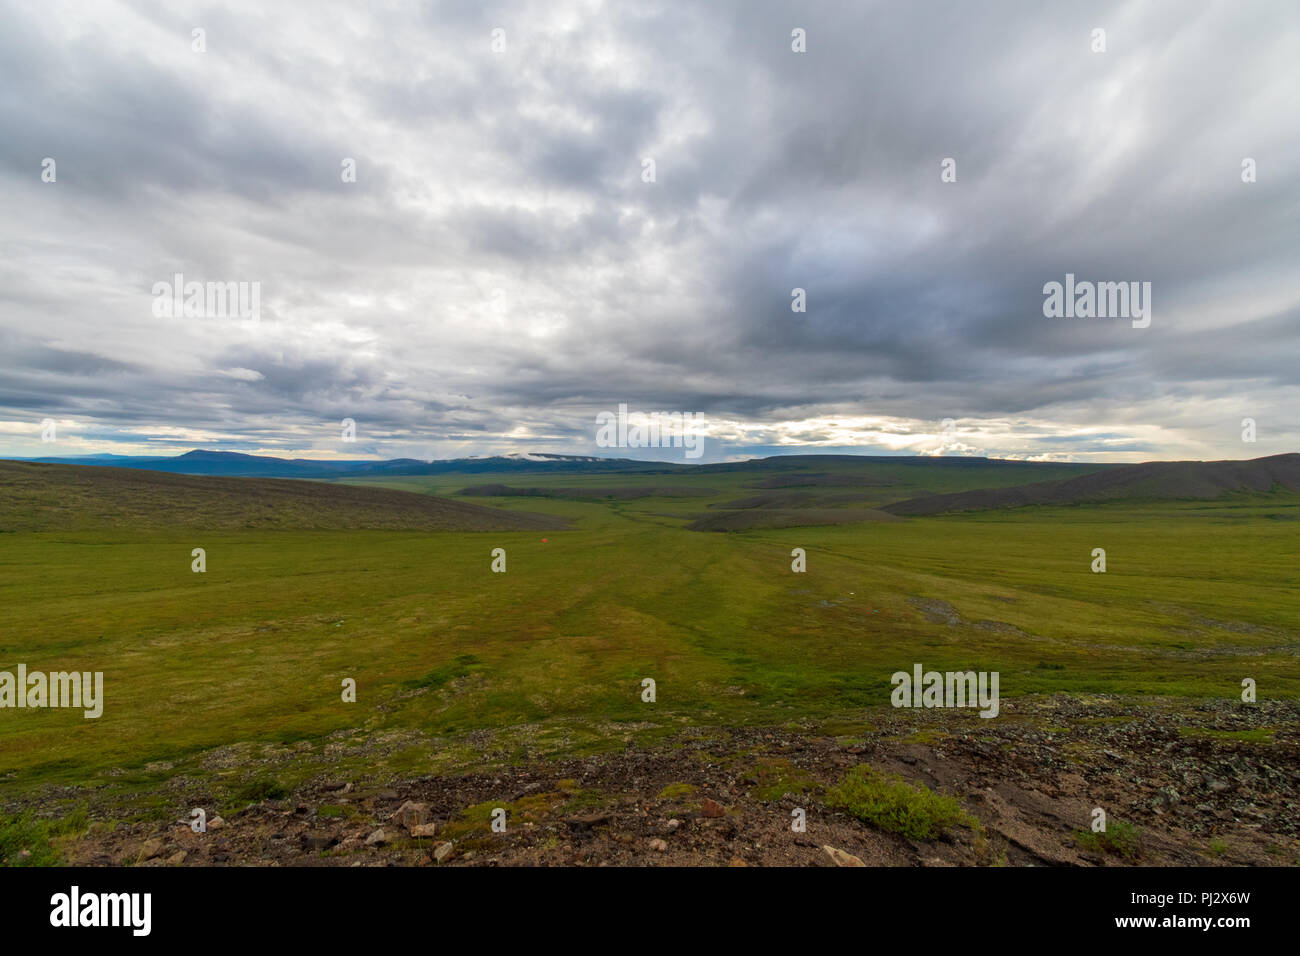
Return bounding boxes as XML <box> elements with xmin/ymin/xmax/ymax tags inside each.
<box><xmin>1177</xmin><ymin>727</ymin><xmax>1275</xmax><ymax>744</ymax></box>
<box><xmin>1</xmin><ymin>461</ymin><xmax>1297</xmax><ymax>806</ymax></box>
<box><xmin>405</xmin><ymin>654</ymin><xmax>483</xmax><ymax>690</ymax></box>
<box><xmin>825</xmin><ymin>765</ymin><xmax>974</xmax><ymax>840</ymax></box>
<box><xmin>0</xmin><ymin>807</ymin><xmax>89</xmax><ymax>866</ymax></box>
<box><xmin>231</xmin><ymin>777</ymin><xmax>291</xmax><ymax>804</ymax></box>
<box><xmin>1076</xmin><ymin>820</ymin><xmax>1143</xmax><ymax>860</ymax></box>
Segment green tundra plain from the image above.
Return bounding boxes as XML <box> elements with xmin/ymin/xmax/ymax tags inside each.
<box><xmin>1</xmin><ymin>455</ymin><xmax>1297</xmax><ymax>864</ymax></box>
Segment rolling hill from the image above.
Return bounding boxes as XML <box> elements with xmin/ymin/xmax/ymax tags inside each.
<box><xmin>881</xmin><ymin>454</ymin><xmax>1300</xmax><ymax>515</ymax></box>
<box><xmin>0</xmin><ymin>460</ymin><xmax>569</xmax><ymax>532</ymax></box>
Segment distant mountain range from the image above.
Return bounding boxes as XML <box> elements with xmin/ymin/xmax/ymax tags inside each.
<box><xmin>12</xmin><ymin>449</ymin><xmax>678</xmax><ymax>478</ymax></box>
<box><xmin>13</xmin><ymin>448</ymin><xmax>1100</xmax><ymax>478</ymax></box>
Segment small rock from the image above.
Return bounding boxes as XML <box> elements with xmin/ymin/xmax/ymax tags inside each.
<box><xmin>301</xmin><ymin>832</ymin><xmax>338</xmax><ymax>852</ymax></box>
<box><xmin>410</xmin><ymin>822</ymin><xmax>439</xmax><ymax>838</ymax></box>
<box><xmin>207</xmin><ymin>816</ymin><xmax>225</xmax><ymax>830</ymax></box>
<box><xmin>822</xmin><ymin>845</ymin><xmax>866</xmax><ymax>867</ymax></box>
<box><xmin>139</xmin><ymin>838</ymin><xmax>165</xmax><ymax>861</ymax></box>
<box><xmin>665</xmin><ymin>819</ymin><xmax>681</xmax><ymax>831</ymax></box>
<box><xmin>433</xmin><ymin>841</ymin><xmax>454</xmax><ymax>862</ymax></box>
<box><xmin>166</xmin><ymin>850</ymin><xmax>187</xmax><ymax>865</ymax></box>
<box><xmin>564</xmin><ymin>812</ymin><xmax>613</xmax><ymax>830</ymax></box>
<box><xmin>701</xmin><ymin>799</ymin><xmax>725</xmax><ymax>818</ymax></box>
<box><xmin>729</xmin><ymin>857</ymin><xmax>747</xmax><ymax>867</ymax></box>
<box><xmin>365</xmin><ymin>829</ymin><xmax>387</xmax><ymax>847</ymax></box>
<box><xmin>392</xmin><ymin>801</ymin><xmax>432</xmax><ymax>830</ymax></box>
<box><xmin>649</xmin><ymin>838</ymin><xmax>668</xmax><ymax>852</ymax></box>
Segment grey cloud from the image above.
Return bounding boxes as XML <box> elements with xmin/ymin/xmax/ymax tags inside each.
<box><xmin>0</xmin><ymin>0</ymin><xmax>1296</xmax><ymax>462</ymax></box>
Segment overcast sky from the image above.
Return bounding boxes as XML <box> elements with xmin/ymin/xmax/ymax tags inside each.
<box><xmin>1</xmin><ymin>0</ymin><xmax>1297</xmax><ymax>463</ymax></box>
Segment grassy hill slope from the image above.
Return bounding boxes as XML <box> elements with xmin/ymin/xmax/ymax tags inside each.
<box><xmin>883</xmin><ymin>454</ymin><xmax>1300</xmax><ymax>516</ymax></box>
<box><xmin>0</xmin><ymin>461</ymin><xmax>569</xmax><ymax>532</ymax></box>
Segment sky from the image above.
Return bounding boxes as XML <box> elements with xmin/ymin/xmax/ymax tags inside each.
<box><xmin>1</xmin><ymin>0</ymin><xmax>1297</xmax><ymax>464</ymax></box>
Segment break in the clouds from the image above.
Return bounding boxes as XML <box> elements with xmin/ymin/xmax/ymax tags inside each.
<box><xmin>1</xmin><ymin>0</ymin><xmax>1297</xmax><ymax>463</ymax></box>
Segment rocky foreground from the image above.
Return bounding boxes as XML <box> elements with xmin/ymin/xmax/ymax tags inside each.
<box><xmin>33</xmin><ymin>695</ymin><xmax>1300</xmax><ymax>867</ymax></box>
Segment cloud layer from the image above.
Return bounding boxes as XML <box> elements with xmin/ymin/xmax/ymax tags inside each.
<box><xmin>2</xmin><ymin>0</ymin><xmax>1297</xmax><ymax>462</ymax></box>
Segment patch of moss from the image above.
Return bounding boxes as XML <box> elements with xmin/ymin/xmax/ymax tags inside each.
<box><xmin>0</xmin><ymin>813</ymin><xmax>63</xmax><ymax>866</ymax></box>
<box><xmin>657</xmin><ymin>782</ymin><xmax>698</xmax><ymax>800</ymax></box>
<box><xmin>826</xmin><ymin>765</ymin><xmax>973</xmax><ymax>840</ymax></box>
<box><xmin>747</xmin><ymin>758</ymin><xmax>817</xmax><ymax>802</ymax></box>
<box><xmin>1177</xmin><ymin>727</ymin><xmax>1274</xmax><ymax>744</ymax></box>
<box><xmin>230</xmin><ymin>777</ymin><xmax>290</xmax><ymax>804</ymax></box>
<box><xmin>1075</xmin><ymin>820</ymin><xmax>1142</xmax><ymax>860</ymax></box>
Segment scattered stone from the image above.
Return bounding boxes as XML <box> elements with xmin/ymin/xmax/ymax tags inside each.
<box><xmin>139</xmin><ymin>838</ymin><xmax>165</xmax><ymax>861</ymax></box>
<box><xmin>433</xmin><ymin>842</ymin><xmax>454</xmax><ymax>863</ymax></box>
<box><xmin>822</xmin><ymin>845</ymin><xmax>866</xmax><ymax>867</ymax></box>
<box><xmin>701</xmin><ymin>799</ymin><xmax>725</xmax><ymax>818</ymax></box>
<box><xmin>729</xmin><ymin>857</ymin><xmax>748</xmax><ymax>867</ymax></box>
<box><xmin>207</xmin><ymin>816</ymin><xmax>225</xmax><ymax>830</ymax></box>
<box><xmin>167</xmin><ymin>850</ymin><xmax>187</xmax><ymax>865</ymax></box>
<box><xmin>665</xmin><ymin>818</ymin><xmax>681</xmax><ymax>831</ymax></box>
<box><xmin>365</xmin><ymin>829</ymin><xmax>387</xmax><ymax>847</ymax></box>
<box><xmin>649</xmin><ymin>838</ymin><xmax>668</xmax><ymax>852</ymax></box>
<box><xmin>410</xmin><ymin>823</ymin><xmax>439</xmax><ymax>838</ymax></box>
